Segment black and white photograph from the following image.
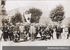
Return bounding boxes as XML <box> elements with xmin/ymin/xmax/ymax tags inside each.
<box><xmin>0</xmin><ymin>0</ymin><xmax>70</xmax><ymax>49</ymax></box>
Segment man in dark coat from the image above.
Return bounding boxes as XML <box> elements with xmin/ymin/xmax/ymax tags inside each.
<box><xmin>3</xmin><ymin>23</ymin><xmax>8</xmax><ymax>41</ymax></box>
<box><xmin>56</xmin><ymin>26</ymin><xmax>63</xmax><ymax>39</ymax></box>
<box><xmin>67</xmin><ymin>26</ymin><xmax>70</xmax><ymax>39</ymax></box>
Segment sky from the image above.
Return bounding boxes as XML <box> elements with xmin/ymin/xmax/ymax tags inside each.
<box><xmin>5</xmin><ymin>0</ymin><xmax>70</xmax><ymax>18</ymax></box>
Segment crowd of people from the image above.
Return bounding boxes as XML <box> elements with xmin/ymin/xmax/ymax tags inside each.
<box><xmin>0</xmin><ymin>22</ymin><xmax>70</xmax><ymax>42</ymax></box>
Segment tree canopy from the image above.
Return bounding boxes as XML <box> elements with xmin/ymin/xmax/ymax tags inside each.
<box><xmin>49</xmin><ymin>5</ymin><xmax>65</xmax><ymax>23</ymax></box>
<box><xmin>25</xmin><ymin>8</ymin><xmax>42</xmax><ymax>23</ymax></box>
<box><xmin>11</xmin><ymin>12</ymin><xmax>23</xmax><ymax>25</ymax></box>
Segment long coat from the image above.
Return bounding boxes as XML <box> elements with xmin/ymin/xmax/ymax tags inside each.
<box><xmin>3</xmin><ymin>25</ymin><xmax>9</xmax><ymax>39</ymax></box>
<box><xmin>29</xmin><ymin>26</ymin><xmax>36</xmax><ymax>34</ymax></box>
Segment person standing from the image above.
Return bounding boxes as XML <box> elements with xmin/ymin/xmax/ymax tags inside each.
<box><xmin>3</xmin><ymin>23</ymin><xmax>8</xmax><ymax>41</ymax></box>
<box><xmin>44</xmin><ymin>27</ymin><xmax>51</xmax><ymax>40</ymax></box>
<box><xmin>49</xmin><ymin>27</ymin><xmax>54</xmax><ymax>39</ymax></box>
<box><xmin>56</xmin><ymin>26</ymin><xmax>63</xmax><ymax>39</ymax></box>
<box><xmin>23</xmin><ymin>30</ymin><xmax>27</xmax><ymax>41</ymax></box>
<box><xmin>29</xmin><ymin>24</ymin><xmax>36</xmax><ymax>41</ymax></box>
<box><xmin>13</xmin><ymin>27</ymin><xmax>19</xmax><ymax>42</ymax></box>
<box><xmin>19</xmin><ymin>25</ymin><xmax>24</xmax><ymax>39</ymax></box>
<box><xmin>61</xmin><ymin>26</ymin><xmax>68</xmax><ymax>39</ymax></box>
<box><xmin>35</xmin><ymin>26</ymin><xmax>41</xmax><ymax>39</ymax></box>
<box><xmin>53</xmin><ymin>28</ymin><xmax>57</xmax><ymax>39</ymax></box>
<box><xmin>67</xmin><ymin>26</ymin><xmax>70</xmax><ymax>39</ymax></box>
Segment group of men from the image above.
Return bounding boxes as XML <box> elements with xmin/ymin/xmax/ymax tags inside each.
<box><xmin>0</xmin><ymin>23</ymin><xmax>70</xmax><ymax>42</ymax></box>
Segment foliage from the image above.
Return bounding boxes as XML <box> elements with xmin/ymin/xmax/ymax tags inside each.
<box><xmin>11</xmin><ymin>12</ymin><xmax>23</xmax><ymax>25</ymax></box>
<box><xmin>49</xmin><ymin>5</ymin><xmax>65</xmax><ymax>23</ymax></box>
<box><xmin>25</xmin><ymin>8</ymin><xmax>42</xmax><ymax>23</ymax></box>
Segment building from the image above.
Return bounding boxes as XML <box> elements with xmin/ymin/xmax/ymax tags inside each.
<box><xmin>0</xmin><ymin>0</ymin><xmax>7</xmax><ymax>27</ymax></box>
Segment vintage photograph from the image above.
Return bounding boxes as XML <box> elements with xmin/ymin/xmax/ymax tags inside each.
<box><xmin>0</xmin><ymin>0</ymin><xmax>70</xmax><ymax>47</ymax></box>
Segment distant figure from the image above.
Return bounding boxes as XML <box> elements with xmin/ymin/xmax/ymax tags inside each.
<box><xmin>56</xmin><ymin>26</ymin><xmax>63</xmax><ymax>39</ymax></box>
<box><xmin>49</xmin><ymin>27</ymin><xmax>54</xmax><ymax>39</ymax></box>
<box><xmin>23</xmin><ymin>30</ymin><xmax>27</xmax><ymax>41</ymax></box>
<box><xmin>44</xmin><ymin>27</ymin><xmax>51</xmax><ymax>40</ymax></box>
<box><xmin>62</xmin><ymin>26</ymin><xmax>68</xmax><ymax>39</ymax></box>
<box><xmin>0</xmin><ymin>28</ymin><xmax>3</xmax><ymax>41</ymax></box>
<box><xmin>13</xmin><ymin>26</ymin><xmax>20</xmax><ymax>42</ymax></box>
<box><xmin>35</xmin><ymin>26</ymin><xmax>41</xmax><ymax>39</ymax></box>
<box><xmin>19</xmin><ymin>25</ymin><xmax>24</xmax><ymax>39</ymax></box>
<box><xmin>53</xmin><ymin>28</ymin><xmax>57</xmax><ymax>39</ymax></box>
<box><xmin>13</xmin><ymin>30</ymin><xmax>19</xmax><ymax>42</ymax></box>
<box><xmin>8</xmin><ymin>26</ymin><xmax>13</xmax><ymax>41</ymax></box>
<box><xmin>3</xmin><ymin>23</ymin><xmax>8</xmax><ymax>41</ymax></box>
<box><xmin>67</xmin><ymin>26</ymin><xmax>70</xmax><ymax>39</ymax></box>
<box><xmin>29</xmin><ymin>24</ymin><xmax>36</xmax><ymax>41</ymax></box>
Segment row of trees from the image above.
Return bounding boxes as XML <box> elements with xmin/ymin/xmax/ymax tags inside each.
<box><xmin>2</xmin><ymin>5</ymin><xmax>65</xmax><ymax>26</ymax></box>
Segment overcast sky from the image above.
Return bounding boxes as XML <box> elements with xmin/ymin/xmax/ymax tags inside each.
<box><xmin>5</xmin><ymin>0</ymin><xmax>70</xmax><ymax>18</ymax></box>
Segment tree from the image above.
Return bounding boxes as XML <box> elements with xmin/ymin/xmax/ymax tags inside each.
<box><xmin>49</xmin><ymin>5</ymin><xmax>65</xmax><ymax>24</ymax></box>
<box><xmin>25</xmin><ymin>8</ymin><xmax>42</xmax><ymax>23</ymax></box>
<box><xmin>11</xmin><ymin>12</ymin><xmax>23</xmax><ymax>25</ymax></box>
